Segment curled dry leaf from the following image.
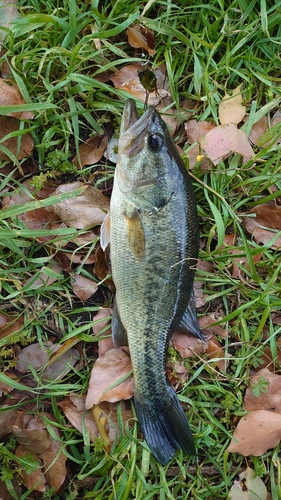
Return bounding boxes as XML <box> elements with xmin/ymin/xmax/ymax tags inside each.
<box><xmin>72</xmin><ymin>134</ymin><xmax>108</xmax><ymax>167</ymax></box>
<box><xmin>229</xmin><ymin>466</ymin><xmax>268</xmax><ymax>500</ymax></box>
<box><xmin>244</xmin><ymin>368</ymin><xmax>281</xmax><ymax>413</ymax></box>
<box><xmin>244</xmin><ymin>203</ymin><xmax>281</xmax><ymax>249</ymax></box>
<box><xmin>59</xmin><ymin>395</ymin><xmax>98</xmax><ymax>442</ymax></box>
<box><xmin>0</xmin><ymin>116</ymin><xmax>34</xmax><ymax>161</ymax></box>
<box><xmin>198</xmin><ymin>315</ymin><xmax>228</xmax><ymax>338</ymax></box>
<box><xmin>218</xmin><ymin>84</ymin><xmax>246</xmax><ymax>125</ymax></box>
<box><xmin>127</xmin><ymin>24</ymin><xmax>155</xmax><ymax>56</ymax></box>
<box><xmin>85</xmin><ymin>347</ymin><xmax>134</xmax><ymax>408</ymax></box>
<box><xmin>199</xmin><ymin>123</ymin><xmax>254</xmax><ymax>165</ymax></box>
<box><xmin>227</xmin><ymin>410</ymin><xmax>281</xmax><ymax>456</ymax></box>
<box><xmin>71</xmin><ymin>273</ymin><xmax>98</xmax><ymax>302</ymax></box>
<box><xmin>48</xmin><ymin>181</ymin><xmax>109</xmax><ymax>228</ymax></box>
<box><xmin>41</xmin><ymin>419</ymin><xmax>67</xmax><ymax>493</ymax></box>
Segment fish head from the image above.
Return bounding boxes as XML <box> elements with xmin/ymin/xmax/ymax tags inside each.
<box><xmin>117</xmin><ymin>99</ymin><xmax>178</xmax><ymax>191</ymax></box>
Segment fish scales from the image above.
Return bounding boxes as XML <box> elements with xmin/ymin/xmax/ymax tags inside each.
<box><xmin>103</xmin><ymin>99</ymin><xmax>200</xmax><ymax>465</ymax></box>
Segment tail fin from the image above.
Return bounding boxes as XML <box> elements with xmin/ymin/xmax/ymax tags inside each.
<box><xmin>134</xmin><ymin>385</ymin><xmax>196</xmax><ymax>465</ymax></box>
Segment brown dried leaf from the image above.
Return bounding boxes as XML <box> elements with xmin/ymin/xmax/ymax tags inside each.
<box><xmin>229</xmin><ymin>466</ymin><xmax>268</xmax><ymax>500</ymax></box>
<box><xmin>244</xmin><ymin>368</ymin><xmax>281</xmax><ymax>413</ymax></box>
<box><xmin>167</xmin><ymin>359</ymin><xmax>189</xmax><ymax>391</ymax></box>
<box><xmin>172</xmin><ymin>331</ymin><xmax>208</xmax><ymax>358</ymax></box>
<box><xmin>244</xmin><ymin>203</ymin><xmax>281</xmax><ymax>249</ymax></box>
<box><xmin>0</xmin><ymin>407</ymin><xmax>17</xmax><ymax>438</ymax></box>
<box><xmin>0</xmin><ymin>116</ymin><xmax>34</xmax><ymax>161</ymax></box>
<box><xmin>85</xmin><ymin>347</ymin><xmax>134</xmax><ymax>407</ymax></box>
<box><xmin>41</xmin><ymin>422</ymin><xmax>67</xmax><ymax>493</ymax></box>
<box><xmin>71</xmin><ymin>273</ymin><xmax>98</xmax><ymax>302</ymax></box>
<box><xmin>199</xmin><ymin>123</ymin><xmax>254</xmax><ymax>165</ymax></box>
<box><xmin>72</xmin><ymin>134</ymin><xmax>108</xmax><ymax>167</ymax></box>
<box><xmin>25</xmin><ymin>261</ymin><xmax>63</xmax><ymax>289</ymax></box>
<box><xmin>0</xmin><ymin>78</ymin><xmax>33</xmax><ymax>119</ymax></box>
<box><xmin>219</xmin><ymin>84</ymin><xmax>246</xmax><ymax>125</ymax></box>
<box><xmin>248</xmin><ymin>115</ymin><xmax>268</xmax><ymax>145</ymax></box>
<box><xmin>16</xmin><ymin>341</ymin><xmax>79</xmax><ymax>381</ymax></box>
<box><xmin>185</xmin><ymin>120</ymin><xmax>216</xmax><ymax>144</ymax></box>
<box><xmin>205</xmin><ymin>334</ymin><xmax>230</xmax><ymax>371</ymax></box>
<box><xmin>0</xmin><ymin>0</ymin><xmax>20</xmax><ymax>44</ymax></box>
<box><xmin>92</xmin><ymin>308</ymin><xmax>113</xmax><ymax>356</ymax></box>
<box><xmin>198</xmin><ymin>316</ymin><xmax>228</xmax><ymax>338</ymax></box>
<box><xmin>12</xmin><ymin>425</ymin><xmax>51</xmax><ymax>455</ymax></box>
<box><xmin>59</xmin><ymin>395</ymin><xmax>98</xmax><ymax>442</ymax></box>
<box><xmin>15</xmin><ymin>445</ymin><xmax>46</xmax><ymax>493</ymax></box>
<box><xmin>110</xmin><ymin>63</ymin><xmax>171</xmax><ymax>106</ymax></box>
<box><xmin>227</xmin><ymin>410</ymin><xmax>281</xmax><ymax>456</ymax></box>
<box><xmin>127</xmin><ymin>24</ymin><xmax>155</xmax><ymax>56</ymax></box>
<box><xmin>0</xmin><ymin>312</ymin><xmax>23</xmax><ymax>340</ymax></box>
<box><xmin>48</xmin><ymin>181</ymin><xmax>109</xmax><ymax>228</ymax></box>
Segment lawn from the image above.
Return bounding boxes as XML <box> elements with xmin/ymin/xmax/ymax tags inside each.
<box><xmin>0</xmin><ymin>0</ymin><xmax>281</xmax><ymax>499</ymax></box>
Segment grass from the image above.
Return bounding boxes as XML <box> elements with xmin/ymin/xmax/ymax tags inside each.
<box><xmin>0</xmin><ymin>0</ymin><xmax>281</xmax><ymax>498</ymax></box>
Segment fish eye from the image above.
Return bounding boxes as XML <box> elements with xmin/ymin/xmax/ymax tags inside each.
<box><xmin>147</xmin><ymin>133</ymin><xmax>164</xmax><ymax>153</ymax></box>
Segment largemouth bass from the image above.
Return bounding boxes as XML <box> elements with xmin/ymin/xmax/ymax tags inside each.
<box><xmin>101</xmin><ymin>99</ymin><xmax>201</xmax><ymax>465</ymax></box>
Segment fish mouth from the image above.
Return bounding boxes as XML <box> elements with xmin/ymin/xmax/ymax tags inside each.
<box><xmin>119</xmin><ymin>99</ymin><xmax>162</xmax><ymax>158</ymax></box>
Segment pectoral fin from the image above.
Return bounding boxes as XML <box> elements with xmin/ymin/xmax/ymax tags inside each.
<box><xmin>124</xmin><ymin>209</ymin><xmax>145</xmax><ymax>260</ymax></box>
<box><xmin>100</xmin><ymin>211</ymin><xmax>111</xmax><ymax>250</ymax></box>
<box><xmin>178</xmin><ymin>290</ymin><xmax>204</xmax><ymax>341</ymax></box>
<box><xmin>112</xmin><ymin>300</ymin><xmax>128</xmax><ymax>347</ymax></box>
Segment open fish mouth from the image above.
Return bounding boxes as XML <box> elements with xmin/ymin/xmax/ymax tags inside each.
<box><xmin>119</xmin><ymin>99</ymin><xmax>163</xmax><ymax>158</ymax></box>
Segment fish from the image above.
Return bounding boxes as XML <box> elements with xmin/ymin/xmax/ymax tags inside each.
<box><xmin>101</xmin><ymin>99</ymin><xmax>202</xmax><ymax>465</ymax></box>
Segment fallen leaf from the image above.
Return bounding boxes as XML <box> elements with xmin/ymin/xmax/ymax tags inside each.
<box><xmin>248</xmin><ymin>115</ymin><xmax>268</xmax><ymax>145</ymax></box>
<box><xmin>71</xmin><ymin>273</ymin><xmax>98</xmax><ymax>302</ymax></box>
<box><xmin>244</xmin><ymin>368</ymin><xmax>281</xmax><ymax>413</ymax></box>
<box><xmin>205</xmin><ymin>334</ymin><xmax>230</xmax><ymax>371</ymax></box>
<box><xmin>15</xmin><ymin>445</ymin><xmax>46</xmax><ymax>493</ymax></box>
<box><xmin>199</xmin><ymin>123</ymin><xmax>254</xmax><ymax>165</ymax></box>
<box><xmin>40</xmin><ymin>419</ymin><xmax>67</xmax><ymax>493</ymax></box>
<box><xmin>85</xmin><ymin>347</ymin><xmax>134</xmax><ymax>407</ymax></box>
<box><xmin>72</xmin><ymin>134</ymin><xmax>108</xmax><ymax>167</ymax></box>
<box><xmin>0</xmin><ymin>116</ymin><xmax>34</xmax><ymax>161</ymax></box>
<box><xmin>25</xmin><ymin>261</ymin><xmax>63</xmax><ymax>289</ymax></box>
<box><xmin>59</xmin><ymin>395</ymin><xmax>99</xmax><ymax>442</ymax></box>
<box><xmin>127</xmin><ymin>24</ymin><xmax>155</xmax><ymax>56</ymax></box>
<box><xmin>219</xmin><ymin>84</ymin><xmax>246</xmax><ymax>125</ymax></box>
<box><xmin>0</xmin><ymin>312</ymin><xmax>24</xmax><ymax>340</ymax></box>
<box><xmin>0</xmin><ymin>0</ymin><xmax>20</xmax><ymax>44</ymax></box>
<box><xmin>48</xmin><ymin>181</ymin><xmax>109</xmax><ymax>228</ymax></box>
<box><xmin>110</xmin><ymin>63</ymin><xmax>171</xmax><ymax>106</ymax></box>
<box><xmin>167</xmin><ymin>359</ymin><xmax>189</xmax><ymax>391</ymax></box>
<box><xmin>172</xmin><ymin>331</ymin><xmax>208</xmax><ymax>358</ymax></box>
<box><xmin>92</xmin><ymin>307</ymin><xmax>113</xmax><ymax>356</ymax></box>
<box><xmin>198</xmin><ymin>316</ymin><xmax>228</xmax><ymax>338</ymax></box>
<box><xmin>184</xmin><ymin>120</ymin><xmax>215</xmax><ymax>169</ymax></box>
<box><xmin>227</xmin><ymin>410</ymin><xmax>281</xmax><ymax>456</ymax></box>
<box><xmin>229</xmin><ymin>466</ymin><xmax>268</xmax><ymax>500</ymax></box>
<box><xmin>0</xmin><ymin>78</ymin><xmax>33</xmax><ymax>119</ymax></box>
<box><xmin>244</xmin><ymin>203</ymin><xmax>281</xmax><ymax>249</ymax></box>
<box><xmin>16</xmin><ymin>341</ymin><xmax>79</xmax><ymax>381</ymax></box>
